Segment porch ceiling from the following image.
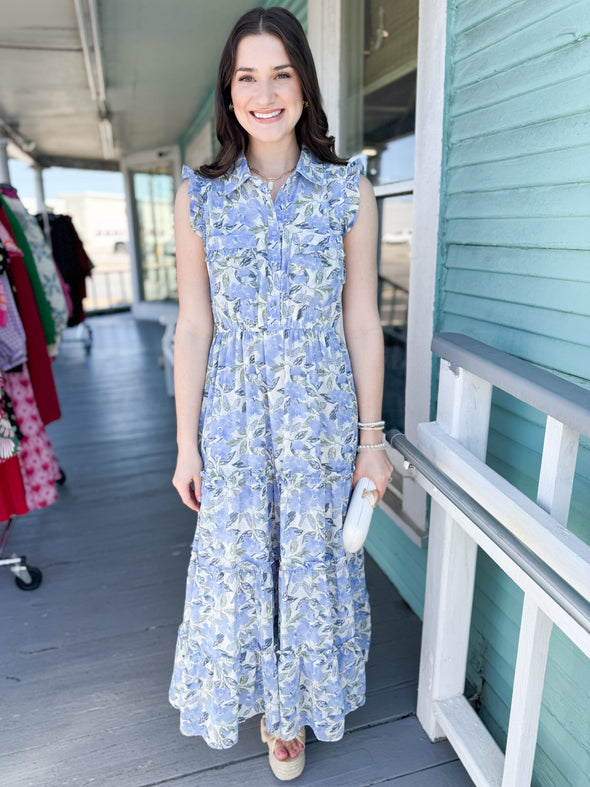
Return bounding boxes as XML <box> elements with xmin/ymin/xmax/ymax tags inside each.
<box><xmin>0</xmin><ymin>0</ymin><xmax>256</xmax><ymax>170</ymax></box>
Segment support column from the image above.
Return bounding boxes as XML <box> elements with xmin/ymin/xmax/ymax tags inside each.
<box><xmin>33</xmin><ymin>164</ymin><xmax>51</xmax><ymax>240</ymax></box>
<box><xmin>0</xmin><ymin>137</ymin><xmax>10</xmax><ymax>183</ymax></box>
<box><xmin>121</xmin><ymin>165</ymin><xmax>143</xmax><ymax>306</ymax></box>
<box><xmin>307</xmin><ymin>0</ymin><xmax>342</xmax><ymax>151</ymax></box>
<box><xmin>307</xmin><ymin>0</ymin><xmax>363</xmax><ymax>157</ymax></box>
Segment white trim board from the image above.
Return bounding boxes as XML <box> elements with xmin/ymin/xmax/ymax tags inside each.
<box><xmin>401</xmin><ymin>0</ymin><xmax>448</xmax><ymax>532</ymax></box>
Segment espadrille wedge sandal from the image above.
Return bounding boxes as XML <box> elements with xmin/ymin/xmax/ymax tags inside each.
<box><xmin>260</xmin><ymin>715</ymin><xmax>306</xmax><ymax>781</ymax></box>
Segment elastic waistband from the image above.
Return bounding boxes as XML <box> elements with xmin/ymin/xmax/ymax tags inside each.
<box><xmin>214</xmin><ymin>325</ymin><xmax>340</xmax><ymax>335</ymax></box>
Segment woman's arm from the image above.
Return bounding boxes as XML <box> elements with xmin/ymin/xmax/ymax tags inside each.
<box><xmin>342</xmin><ymin>174</ymin><xmax>393</xmax><ymax>500</ymax></box>
<box><xmin>171</xmin><ymin>179</ymin><xmax>214</xmax><ymax>511</ymax></box>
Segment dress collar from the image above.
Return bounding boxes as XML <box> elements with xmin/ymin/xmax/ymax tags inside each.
<box><xmin>221</xmin><ymin>145</ymin><xmax>325</xmax><ymax>194</ymax></box>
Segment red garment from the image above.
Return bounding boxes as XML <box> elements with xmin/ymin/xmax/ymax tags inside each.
<box><xmin>0</xmin><ymin>210</ymin><xmax>61</xmax><ymax>425</ymax></box>
<box><xmin>4</xmin><ymin>365</ymin><xmax>59</xmax><ymax>511</ymax></box>
<box><xmin>0</xmin><ymin>455</ymin><xmax>29</xmax><ymax>521</ymax></box>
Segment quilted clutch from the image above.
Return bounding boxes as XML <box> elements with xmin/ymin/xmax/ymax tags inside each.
<box><xmin>342</xmin><ymin>477</ymin><xmax>379</xmax><ymax>553</ymax></box>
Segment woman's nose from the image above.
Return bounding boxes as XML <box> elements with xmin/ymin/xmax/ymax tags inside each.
<box><xmin>257</xmin><ymin>79</ymin><xmax>275</xmax><ymax>106</ymax></box>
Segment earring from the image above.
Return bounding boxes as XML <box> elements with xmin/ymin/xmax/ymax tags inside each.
<box><xmin>303</xmin><ymin>100</ymin><xmax>309</xmax><ymax>108</ymax></box>
<box><xmin>229</xmin><ymin>103</ymin><xmax>234</xmax><ymax>111</ymax></box>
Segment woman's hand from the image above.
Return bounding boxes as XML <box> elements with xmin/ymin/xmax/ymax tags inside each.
<box><xmin>353</xmin><ymin>448</ymin><xmax>393</xmax><ymax>503</ymax></box>
<box><xmin>172</xmin><ymin>446</ymin><xmax>204</xmax><ymax>512</ymax></box>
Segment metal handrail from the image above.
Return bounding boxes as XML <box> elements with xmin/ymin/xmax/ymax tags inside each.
<box><xmin>388</xmin><ymin>429</ymin><xmax>590</xmax><ymax>635</ymax></box>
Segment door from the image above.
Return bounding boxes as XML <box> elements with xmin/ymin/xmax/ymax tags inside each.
<box><xmin>121</xmin><ymin>145</ymin><xmax>181</xmax><ymax>305</ymax></box>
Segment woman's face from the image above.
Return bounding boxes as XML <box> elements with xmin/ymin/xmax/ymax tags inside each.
<box><xmin>230</xmin><ymin>33</ymin><xmax>304</xmax><ymax>147</ymax></box>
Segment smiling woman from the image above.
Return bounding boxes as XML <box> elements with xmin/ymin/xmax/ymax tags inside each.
<box><xmin>168</xmin><ymin>6</ymin><xmax>392</xmax><ymax>781</ymax></box>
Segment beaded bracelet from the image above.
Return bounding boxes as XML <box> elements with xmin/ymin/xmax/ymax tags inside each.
<box><xmin>357</xmin><ymin>439</ymin><xmax>387</xmax><ymax>451</ymax></box>
<box><xmin>358</xmin><ymin>420</ymin><xmax>385</xmax><ymax>431</ymax></box>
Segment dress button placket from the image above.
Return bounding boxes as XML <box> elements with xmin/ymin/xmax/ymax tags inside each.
<box><xmin>266</xmin><ymin>193</ymin><xmax>281</xmax><ymax>326</ymax></box>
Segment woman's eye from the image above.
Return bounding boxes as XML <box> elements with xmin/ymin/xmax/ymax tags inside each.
<box><xmin>238</xmin><ymin>75</ymin><xmax>254</xmax><ymax>82</ymax></box>
<box><xmin>275</xmin><ymin>72</ymin><xmax>291</xmax><ymax>79</ymax></box>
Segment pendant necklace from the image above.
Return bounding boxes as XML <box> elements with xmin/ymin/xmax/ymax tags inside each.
<box><xmin>248</xmin><ymin>163</ymin><xmax>297</xmax><ymax>193</ymax></box>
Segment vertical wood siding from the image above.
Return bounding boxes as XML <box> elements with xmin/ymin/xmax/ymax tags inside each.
<box><xmin>436</xmin><ymin>1</ymin><xmax>590</xmax><ymax>784</ymax></box>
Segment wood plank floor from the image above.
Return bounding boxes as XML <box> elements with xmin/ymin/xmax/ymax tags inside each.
<box><xmin>0</xmin><ymin>314</ymin><xmax>472</xmax><ymax>786</ymax></box>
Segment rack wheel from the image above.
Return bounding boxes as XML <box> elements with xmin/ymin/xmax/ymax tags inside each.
<box><xmin>15</xmin><ymin>565</ymin><xmax>42</xmax><ymax>591</ymax></box>
<box><xmin>57</xmin><ymin>467</ymin><xmax>67</xmax><ymax>485</ymax></box>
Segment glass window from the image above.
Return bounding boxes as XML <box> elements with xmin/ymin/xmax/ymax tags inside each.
<box><xmin>362</xmin><ymin>0</ymin><xmax>418</xmax><ymax>431</ymax></box>
<box><xmin>378</xmin><ymin>194</ymin><xmax>412</xmax><ymax>431</ymax></box>
<box><xmin>132</xmin><ymin>168</ymin><xmax>176</xmax><ymax>301</ymax></box>
<box><xmin>363</xmin><ymin>0</ymin><xmax>417</xmax><ymax>187</ymax></box>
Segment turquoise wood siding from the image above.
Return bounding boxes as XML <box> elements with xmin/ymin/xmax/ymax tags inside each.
<box><xmin>434</xmin><ymin>1</ymin><xmax>590</xmax><ymax>784</ymax></box>
<box><xmin>366</xmin><ymin>509</ymin><xmax>427</xmax><ymax>619</ymax></box>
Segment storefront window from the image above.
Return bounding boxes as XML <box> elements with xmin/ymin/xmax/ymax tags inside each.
<box><xmin>132</xmin><ymin>168</ymin><xmax>176</xmax><ymax>301</ymax></box>
<box><xmin>362</xmin><ymin>0</ymin><xmax>418</xmax><ymax>430</ymax></box>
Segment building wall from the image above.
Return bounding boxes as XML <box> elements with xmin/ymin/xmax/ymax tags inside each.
<box><xmin>434</xmin><ymin>1</ymin><xmax>590</xmax><ymax>784</ymax></box>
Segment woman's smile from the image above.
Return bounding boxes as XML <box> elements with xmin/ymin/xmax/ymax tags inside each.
<box><xmin>251</xmin><ymin>108</ymin><xmax>285</xmax><ymax>123</ymax></box>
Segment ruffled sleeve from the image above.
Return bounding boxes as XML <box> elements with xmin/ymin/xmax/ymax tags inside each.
<box><xmin>342</xmin><ymin>157</ymin><xmax>364</xmax><ymax>235</ymax></box>
<box><xmin>181</xmin><ymin>164</ymin><xmax>206</xmax><ymax>239</ymax></box>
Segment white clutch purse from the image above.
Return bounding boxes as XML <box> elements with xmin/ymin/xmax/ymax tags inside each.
<box><xmin>342</xmin><ymin>477</ymin><xmax>379</xmax><ymax>553</ymax></box>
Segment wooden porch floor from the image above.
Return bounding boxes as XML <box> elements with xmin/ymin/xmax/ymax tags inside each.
<box><xmin>0</xmin><ymin>314</ymin><xmax>472</xmax><ymax>786</ymax></box>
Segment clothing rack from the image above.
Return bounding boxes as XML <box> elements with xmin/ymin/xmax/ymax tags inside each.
<box><xmin>0</xmin><ymin>516</ymin><xmax>43</xmax><ymax>589</ymax></box>
<box><xmin>0</xmin><ymin>177</ymin><xmax>81</xmax><ymax>592</ymax></box>
<box><xmin>61</xmin><ymin>322</ymin><xmax>93</xmax><ymax>353</ymax></box>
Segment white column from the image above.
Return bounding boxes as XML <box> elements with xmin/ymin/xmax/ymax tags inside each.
<box><xmin>403</xmin><ymin>0</ymin><xmax>448</xmax><ymax>523</ymax></box>
<box><xmin>307</xmin><ymin>0</ymin><xmax>343</xmax><ymax>152</ymax></box>
<box><xmin>33</xmin><ymin>164</ymin><xmax>46</xmax><ymax>213</ymax></box>
<box><xmin>307</xmin><ymin>0</ymin><xmax>363</xmax><ymax>158</ymax></box>
<box><xmin>405</xmin><ymin>0</ymin><xmax>448</xmax><ymax>448</ymax></box>
<box><xmin>33</xmin><ymin>164</ymin><xmax>51</xmax><ymax>240</ymax></box>
<box><xmin>0</xmin><ymin>137</ymin><xmax>10</xmax><ymax>183</ymax></box>
<box><xmin>121</xmin><ymin>165</ymin><xmax>142</xmax><ymax>306</ymax></box>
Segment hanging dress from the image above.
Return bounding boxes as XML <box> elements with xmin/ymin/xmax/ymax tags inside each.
<box><xmin>3</xmin><ymin>365</ymin><xmax>60</xmax><ymax>511</ymax></box>
<box><xmin>0</xmin><ymin>213</ymin><xmax>61</xmax><ymax>426</ymax></box>
<box><xmin>0</xmin><ymin>192</ymin><xmax>57</xmax><ymax>353</ymax></box>
<box><xmin>169</xmin><ymin>147</ymin><xmax>371</xmax><ymax>749</ymax></box>
<box><xmin>0</xmin><ymin>186</ymin><xmax>68</xmax><ymax>352</ymax></box>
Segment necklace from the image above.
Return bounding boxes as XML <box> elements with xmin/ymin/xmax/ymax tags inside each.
<box><xmin>248</xmin><ymin>162</ymin><xmax>297</xmax><ymax>193</ymax></box>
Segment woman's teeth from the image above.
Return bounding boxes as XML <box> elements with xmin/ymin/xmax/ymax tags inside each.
<box><xmin>252</xmin><ymin>110</ymin><xmax>283</xmax><ymax>119</ymax></box>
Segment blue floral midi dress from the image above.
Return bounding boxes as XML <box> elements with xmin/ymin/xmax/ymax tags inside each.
<box><xmin>169</xmin><ymin>146</ymin><xmax>371</xmax><ymax>749</ymax></box>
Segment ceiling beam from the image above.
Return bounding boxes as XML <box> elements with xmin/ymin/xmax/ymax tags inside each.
<box><xmin>35</xmin><ymin>153</ymin><xmax>120</xmax><ymax>171</ymax></box>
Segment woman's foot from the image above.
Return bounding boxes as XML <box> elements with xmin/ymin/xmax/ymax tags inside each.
<box><xmin>273</xmin><ymin>735</ymin><xmax>305</xmax><ymax>760</ymax></box>
<box><xmin>260</xmin><ymin>715</ymin><xmax>306</xmax><ymax>780</ymax></box>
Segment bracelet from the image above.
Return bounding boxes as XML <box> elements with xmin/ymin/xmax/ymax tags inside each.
<box><xmin>357</xmin><ymin>439</ymin><xmax>387</xmax><ymax>451</ymax></box>
<box><xmin>358</xmin><ymin>425</ymin><xmax>384</xmax><ymax>431</ymax></box>
<box><xmin>358</xmin><ymin>420</ymin><xmax>385</xmax><ymax>429</ymax></box>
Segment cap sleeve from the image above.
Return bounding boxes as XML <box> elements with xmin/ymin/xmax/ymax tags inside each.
<box><xmin>181</xmin><ymin>164</ymin><xmax>206</xmax><ymax>239</ymax></box>
<box><xmin>342</xmin><ymin>158</ymin><xmax>364</xmax><ymax>235</ymax></box>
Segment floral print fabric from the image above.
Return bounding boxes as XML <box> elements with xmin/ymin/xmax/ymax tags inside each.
<box><xmin>1</xmin><ymin>188</ymin><xmax>68</xmax><ymax>356</ymax></box>
<box><xmin>169</xmin><ymin>147</ymin><xmax>371</xmax><ymax>749</ymax></box>
<box><xmin>3</xmin><ymin>364</ymin><xmax>60</xmax><ymax>511</ymax></box>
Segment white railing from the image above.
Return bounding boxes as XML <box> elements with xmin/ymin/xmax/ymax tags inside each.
<box><xmin>390</xmin><ymin>332</ymin><xmax>590</xmax><ymax>787</ymax></box>
<box><xmin>84</xmin><ymin>267</ymin><xmax>133</xmax><ymax>313</ymax></box>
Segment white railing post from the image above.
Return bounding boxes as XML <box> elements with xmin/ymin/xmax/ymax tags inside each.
<box><xmin>503</xmin><ymin>416</ymin><xmax>580</xmax><ymax>785</ymax></box>
<box><xmin>417</xmin><ymin>360</ymin><xmax>492</xmax><ymax>739</ymax></box>
<box><xmin>536</xmin><ymin>417</ymin><xmax>579</xmax><ymax>525</ymax></box>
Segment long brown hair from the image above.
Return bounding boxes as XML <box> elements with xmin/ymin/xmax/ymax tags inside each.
<box><xmin>198</xmin><ymin>6</ymin><xmax>346</xmax><ymax>178</ymax></box>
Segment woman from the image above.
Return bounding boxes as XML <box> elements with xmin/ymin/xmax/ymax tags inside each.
<box><xmin>169</xmin><ymin>6</ymin><xmax>393</xmax><ymax>781</ymax></box>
